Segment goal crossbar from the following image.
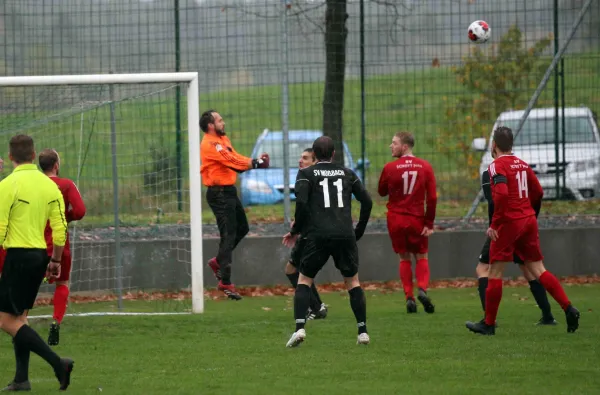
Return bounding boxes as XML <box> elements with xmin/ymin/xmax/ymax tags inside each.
<box><xmin>0</xmin><ymin>72</ymin><xmax>204</xmax><ymax>315</ymax></box>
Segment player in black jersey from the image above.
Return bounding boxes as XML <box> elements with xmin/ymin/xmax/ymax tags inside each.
<box><xmin>283</xmin><ymin>136</ymin><xmax>373</xmax><ymax>347</ymax></box>
<box><xmin>476</xmin><ymin>153</ymin><xmax>556</xmax><ymax>326</ymax></box>
<box><xmin>285</xmin><ymin>148</ymin><xmax>327</xmax><ymax>321</ymax></box>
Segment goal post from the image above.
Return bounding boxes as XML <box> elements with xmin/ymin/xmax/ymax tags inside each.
<box><xmin>0</xmin><ymin>72</ymin><xmax>204</xmax><ymax>316</ymax></box>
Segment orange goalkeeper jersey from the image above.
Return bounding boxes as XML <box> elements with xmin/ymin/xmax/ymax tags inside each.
<box><xmin>200</xmin><ymin>133</ymin><xmax>252</xmax><ymax>186</ymax></box>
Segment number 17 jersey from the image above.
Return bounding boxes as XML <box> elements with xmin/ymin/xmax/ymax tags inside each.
<box><xmin>378</xmin><ymin>155</ymin><xmax>437</xmax><ymax>227</ymax></box>
<box><xmin>294</xmin><ymin>162</ymin><xmax>365</xmax><ymax>239</ymax></box>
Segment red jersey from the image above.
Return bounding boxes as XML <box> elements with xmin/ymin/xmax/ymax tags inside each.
<box><xmin>488</xmin><ymin>155</ymin><xmax>543</xmax><ymax>229</ymax></box>
<box><xmin>44</xmin><ymin>176</ymin><xmax>86</xmax><ymax>253</ymax></box>
<box><xmin>378</xmin><ymin>155</ymin><xmax>437</xmax><ymax>228</ymax></box>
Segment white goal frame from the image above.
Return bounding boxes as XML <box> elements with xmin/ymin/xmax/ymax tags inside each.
<box><xmin>0</xmin><ymin>72</ymin><xmax>204</xmax><ymax>315</ymax></box>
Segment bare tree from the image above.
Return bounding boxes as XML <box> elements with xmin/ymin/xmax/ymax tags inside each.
<box><xmin>228</xmin><ymin>0</ymin><xmax>420</xmax><ymax>165</ymax></box>
<box><xmin>322</xmin><ymin>0</ymin><xmax>348</xmax><ymax>164</ymax></box>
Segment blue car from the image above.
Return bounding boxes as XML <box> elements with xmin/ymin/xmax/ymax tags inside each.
<box><xmin>239</xmin><ymin>129</ymin><xmax>369</xmax><ymax>206</ymax></box>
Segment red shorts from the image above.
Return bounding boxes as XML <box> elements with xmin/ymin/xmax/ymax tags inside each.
<box><xmin>489</xmin><ymin>216</ymin><xmax>543</xmax><ymax>264</ymax></box>
<box><xmin>387</xmin><ymin>214</ymin><xmax>428</xmax><ymax>254</ymax></box>
<box><xmin>46</xmin><ymin>249</ymin><xmax>72</xmax><ymax>283</ymax></box>
<box><xmin>0</xmin><ymin>248</ymin><xmax>6</xmax><ymax>273</ymax></box>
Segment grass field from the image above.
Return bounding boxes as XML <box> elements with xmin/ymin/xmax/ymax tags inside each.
<box><xmin>7</xmin><ymin>284</ymin><xmax>600</xmax><ymax>394</ymax></box>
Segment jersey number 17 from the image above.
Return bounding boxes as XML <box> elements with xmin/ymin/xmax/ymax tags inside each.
<box><xmin>402</xmin><ymin>171</ymin><xmax>418</xmax><ymax>195</ymax></box>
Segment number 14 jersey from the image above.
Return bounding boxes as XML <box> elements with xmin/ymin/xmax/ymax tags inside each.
<box><xmin>488</xmin><ymin>154</ymin><xmax>543</xmax><ymax>224</ymax></box>
<box><xmin>293</xmin><ymin>162</ymin><xmax>367</xmax><ymax>239</ymax></box>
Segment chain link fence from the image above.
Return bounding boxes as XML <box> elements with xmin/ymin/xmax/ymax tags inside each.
<box><xmin>1</xmin><ymin>0</ymin><xmax>599</xmax><ymax>226</ymax></box>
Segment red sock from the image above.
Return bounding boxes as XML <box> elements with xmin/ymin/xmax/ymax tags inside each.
<box><xmin>484</xmin><ymin>278</ymin><xmax>503</xmax><ymax>326</ymax></box>
<box><xmin>415</xmin><ymin>258</ymin><xmax>430</xmax><ymax>291</ymax></box>
<box><xmin>399</xmin><ymin>260</ymin><xmax>414</xmax><ymax>299</ymax></box>
<box><xmin>53</xmin><ymin>284</ymin><xmax>69</xmax><ymax>324</ymax></box>
<box><xmin>539</xmin><ymin>271</ymin><xmax>571</xmax><ymax>310</ymax></box>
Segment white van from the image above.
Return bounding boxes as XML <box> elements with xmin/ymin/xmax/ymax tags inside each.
<box><xmin>471</xmin><ymin>107</ymin><xmax>600</xmax><ymax>200</ymax></box>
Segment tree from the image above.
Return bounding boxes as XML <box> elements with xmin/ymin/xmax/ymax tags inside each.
<box><xmin>322</xmin><ymin>0</ymin><xmax>348</xmax><ymax>164</ymax></box>
<box><xmin>437</xmin><ymin>25</ymin><xmax>552</xmax><ymax>184</ymax></box>
<box><xmin>227</xmin><ymin>0</ymin><xmax>418</xmax><ymax>165</ymax></box>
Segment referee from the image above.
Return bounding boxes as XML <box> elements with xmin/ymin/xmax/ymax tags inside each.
<box><xmin>0</xmin><ymin>135</ymin><xmax>74</xmax><ymax>391</ymax></box>
<box><xmin>200</xmin><ymin>110</ymin><xmax>270</xmax><ymax>300</ymax></box>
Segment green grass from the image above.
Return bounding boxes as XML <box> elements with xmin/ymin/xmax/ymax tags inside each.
<box><xmin>2</xmin><ymin>53</ymin><xmax>599</xmax><ymax>225</ymax></box>
<box><xmin>9</xmin><ymin>284</ymin><xmax>600</xmax><ymax>394</ymax></box>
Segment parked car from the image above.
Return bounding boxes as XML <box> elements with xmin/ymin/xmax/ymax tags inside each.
<box><xmin>240</xmin><ymin>129</ymin><xmax>369</xmax><ymax>206</ymax></box>
<box><xmin>471</xmin><ymin>106</ymin><xmax>600</xmax><ymax>200</ymax></box>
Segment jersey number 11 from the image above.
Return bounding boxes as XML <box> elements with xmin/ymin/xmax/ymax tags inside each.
<box><xmin>320</xmin><ymin>178</ymin><xmax>344</xmax><ymax>208</ymax></box>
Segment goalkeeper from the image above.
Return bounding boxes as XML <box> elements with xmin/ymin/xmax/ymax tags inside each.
<box><xmin>200</xmin><ymin>110</ymin><xmax>270</xmax><ymax>300</ymax></box>
<box><xmin>38</xmin><ymin>149</ymin><xmax>86</xmax><ymax>346</ymax></box>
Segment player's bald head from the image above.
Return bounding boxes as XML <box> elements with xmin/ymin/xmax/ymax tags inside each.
<box><xmin>39</xmin><ymin>148</ymin><xmax>60</xmax><ymax>172</ymax></box>
<box><xmin>312</xmin><ymin>136</ymin><xmax>335</xmax><ymax>161</ymax></box>
<box><xmin>493</xmin><ymin>126</ymin><xmax>513</xmax><ymax>153</ymax></box>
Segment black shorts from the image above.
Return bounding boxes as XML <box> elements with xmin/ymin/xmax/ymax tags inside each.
<box><xmin>478</xmin><ymin>237</ymin><xmax>524</xmax><ymax>265</ymax></box>
<box><xmin>289</xmin><ymin>237</ymin><xmax>306</xmax><ymax>268</ymax></box>
<box><xmin>0</xmin><ymin>248</ymin><xmax>48</xmax><ymax>316</ymax></box>
<box><xmin>299</xmin><ymin>238</ymin><xmax>359</xmax><ymax>279</ymax></box>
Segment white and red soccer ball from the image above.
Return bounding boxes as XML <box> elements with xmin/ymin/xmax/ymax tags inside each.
<box><xmin>468</xmin><ymin>20</ymin><xmax>491</xmax><ymax>44</ymax></box>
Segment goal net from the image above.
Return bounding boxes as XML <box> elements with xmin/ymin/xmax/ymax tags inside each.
<box><xmin>0</xmin><ymin>73</ymin><xmax>203</xmax><ymax>317</ymax></box>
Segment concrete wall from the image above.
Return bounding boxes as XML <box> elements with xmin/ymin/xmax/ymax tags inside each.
<box><xmin>40</xmin><ymin>228</ymin><xmax>600</xmax><ymax>294</ymax></box>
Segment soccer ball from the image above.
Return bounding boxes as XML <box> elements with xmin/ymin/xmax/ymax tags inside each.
<box><xmin>468</xmin><ymin>20</ymin><xmax>491</xmax><ymax>44</ymax></box>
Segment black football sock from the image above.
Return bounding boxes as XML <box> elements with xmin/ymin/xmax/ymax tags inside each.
<box><xmin>13</xmin><ymin>338</ymin><xmax>30</xmax><ymax>383</ymax></box>
<box><xmin>311</xmin><ymin>284</ymin><xmax>323</xmax><ymax>307</ymax></box>
<box><xmin>294</xmin><ymin>284</ymin><xmax>311</xmax><ymax>331</ymax></box>
<box><xmin>220</xmin><ymin>264</ymin><xmax>232</xmax><ymax>285</ymax></box>
<box><xmin>14</xmin><ymin>325</ymin><xmax>61</xmax><ymax>372</ymax></box>
<box><xmin>478</xmin><ymin>277</ymin><xmax>488</xmax><ymax>312</ymax></box>
<box><xmin>348</xmin><ymin>286</ymin><xmax>367</xmax><ymax>335</ymax></box>
<box><xmin>529</xmin><ymin>280</ymin><xmax>554</xmax><ymax>320</ymax></box>
<box><xmin>286</xmin><ymin>272</ymin><xmax>299</xmax><ymax>288</ymax></box>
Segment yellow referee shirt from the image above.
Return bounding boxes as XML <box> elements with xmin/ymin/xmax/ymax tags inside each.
<box><xmin>0</xmin><ymin>164</ymin><xmax>67</xmax><ymax>249</ymax></box>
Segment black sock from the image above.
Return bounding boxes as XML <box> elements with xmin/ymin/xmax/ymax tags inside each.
<box><xmin>348</xmin><ymin>286</ymin><xmax>367</xmax><ymax>335</ymax></box>
<box><xmin>13</xmin><ymin>338</ymin><xmax>30</xmax><ymax>383</ymax></box>
<box><xmin>478</xmin><ymin>277</ymin><xmax>488</xmax><ymax>312</ymax></box>
<box><xmin>14</xmin><ymin>325</ymin><xmax>61</xmax><ymax>372</ymax></box>
<box><xmin>286</xmin><ymin>272</ymin><xmax>299</xmax><ymax>288</ymax></box>
<box><xmin>220</xmin><ymin>264</ymin><xmax>232</xmax><ymax>285</ymax></box>
<box><xmin>294</xmin><ymin>284</ymin><xmax>311</xmax><ymax>331</ymax></box>
<box><xmin>310</xmin><ymin>284</ymin><xmax>323</xmax><ymax>307</ymax></box>
<box><xmin>529</xmin><ymin>280</ymin><xmax>554</xmax><ymax>320</ymax></box>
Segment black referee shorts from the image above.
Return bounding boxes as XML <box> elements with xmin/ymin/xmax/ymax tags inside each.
<box><xmin>0</xmin><ymin>248</ymin><xmax>48</xmax><ymax>316</ymax></box>
<box><xmin>300</xmin><ymin>237</ymin><xmax>359</xmax><ymax>279</ymax></box>
<box><xmin>478</xmin><ymin>237</ymin><xmax>524</xmax><ymax>265</ymax></box>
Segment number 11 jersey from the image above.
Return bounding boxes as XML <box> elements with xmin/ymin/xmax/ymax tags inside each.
<box><xmin>293</xmin><ymin>162</ymin><xmax>366</xmax><ymax>239</ymax></box>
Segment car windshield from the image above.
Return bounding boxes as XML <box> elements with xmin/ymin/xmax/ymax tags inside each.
<box><xmin>501</xmin><ymin>116</ymin><xmax>596</xmax><ymax>146</ymax></box>
<box><xmin>256</xmin><ymin>139</ymin><xmax>351</xmax><ymax>168</ymax></box>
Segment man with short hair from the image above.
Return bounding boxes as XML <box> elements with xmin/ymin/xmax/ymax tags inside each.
<box><xmin>284</xmin><ymin>148</ymin><xmax>327</xmax><ymax>320</ymax></box>
<box><xmin>283</xmin><ymin>136</ymin><xmax>373</xmax><ymax>347</ymax></box>
<box><xmin>466</xmin><ymin>126</ymin><xmax>580</xmax><ymax>335</ymax></box>
<box><xmin>0</xmin><ymin>135</ymin><xmax>74</xmax><ymax>391</ymax></box>
<box><xmin>38</xmin><ymin>149</ymin><xmax>87</xmax><ymax>346</ymax></box>
<box><xmin>200</xmin><ymin>110</ymin><xmax>270</xmax><ymax>300</ymax></box>
<box><xmin>378</xmin><ymin>132</ymin><xmax>437</xmax><ymax>314</ymax></box>
<box><xmin>475</xmin><ymin>149</ymin><xmax>556</xmax><ymax>326</ymax></box>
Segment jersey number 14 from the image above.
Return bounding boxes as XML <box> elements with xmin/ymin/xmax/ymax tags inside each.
<box><xmin>319</xmin><ymin>178</ymin><xmax>344</xmax><ymax>208</ymax></box>
<box><xmin>516</xmin><ymin>170</ymin><xmax>528</xmax><ymax>198</ymax></box>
